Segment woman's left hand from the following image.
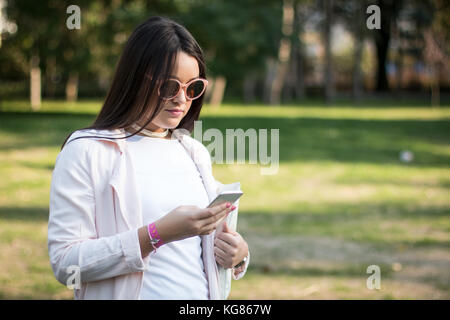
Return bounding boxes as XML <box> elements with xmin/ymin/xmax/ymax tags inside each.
<box><xmin>214</xmin><ymin>220</ymin><xmax>248</xmax><ymax>270</ymax></box>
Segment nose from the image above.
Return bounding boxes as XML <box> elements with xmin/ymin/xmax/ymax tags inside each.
<box><xmin>173</xmin><ymin>87</ymin><xmax>187</xmax><ymax>104</ymax></box>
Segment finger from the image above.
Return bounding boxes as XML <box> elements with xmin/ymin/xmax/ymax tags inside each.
<box><xmin>200</xmin><ymin>226</ymin><xmax>214</xmax><ymax>235</ymax></box>
<box><xmin>222</xmin><ymin>220</ymin><xmax>230</xmax><ymax>233</ymax></box>
<box><xmin>215</xmin><ymin>255</ymin><xmax>231</xmax><ymax>269</ymax></box>
<box><xmin>215</xmin><ymin>237</ymin><xmax>236</xmax><ymax>253</ymax></box>
<box><xmin>200</xmin><ymin>208</ymin><xmax>231</xmax><ymax>227</ymax></box>
<box><xmin>214</xmin><ymin>253</ymin><xmax>227</xmax><ymax>267</ymax></box>
<box><xmin>222</xmin><ymin>220</ymin><xmax>237</xmax><ymax>235</ymax></box>
<box><xmin>199</xmin><ymin>229</ymin><xmax>213</xmax><ymax>235</ymax></box>
<box><xmin>209</xmin><ymin>201</ymin><xmax>231</xmax><ymax>216</ymax></box>
<box><xmin>216</xmin><ymin>232</ymin><xmax>239</xmax><ymax>247</ymax></box>
<box><xmin>204</xmin><ymin>210</ymin><xmax>229</xmax><ymax>227</ymax></box>
<box><xmin>214</xmin><ymin>219</ymin><xmax>225</xmax><ymax>237</ymax></box>
<box><xmin>197</xmin><ymin>202</ymin><xmax>230</xmax><ymax>220</ymax></box>
<box><xmin>214</xmin><ymin>244</ymin><xmax>227</xmax><ymax>257</ymax></box>
<box><xmin>201</xmin><ymin>224</ymin><xmax>221</xmax><ymax>234</ymax></box>
<box><xmin>214</xmin><ymin>254</ymin><xmax>224</xmax><ymax>265</ymax></box>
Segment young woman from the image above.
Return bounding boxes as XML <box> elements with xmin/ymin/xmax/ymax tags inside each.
<box><xmin>47</xmin><ymin>16</ymin><xmax>249</xmax><ymax>300</ymax></box>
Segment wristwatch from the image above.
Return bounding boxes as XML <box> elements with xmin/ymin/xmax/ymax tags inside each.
<box><xmin>233</xmin><ymin>255</ymin><xmax>248</xmax><ymax>269</ymax></box>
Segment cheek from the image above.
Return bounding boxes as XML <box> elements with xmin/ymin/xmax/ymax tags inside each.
<box><xmin>183</xmin><ymin>101</ymin><xmax>193</xmax><ymax>115</ymax></box>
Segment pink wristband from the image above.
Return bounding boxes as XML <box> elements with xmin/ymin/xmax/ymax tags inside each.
<box><xmin>147</xmin><ymin>222</ymin><xmax>164</xmax><ymax>251</ymax></box>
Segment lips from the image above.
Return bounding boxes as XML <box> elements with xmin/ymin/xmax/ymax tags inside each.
<box><xmin>166</xmin><ymin>109</ymin><xmax>184</xmax><ymax>116</ymax></box>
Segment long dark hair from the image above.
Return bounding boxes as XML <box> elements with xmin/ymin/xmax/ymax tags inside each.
<box><xmin>61</xmin><ymin>16</ymin><xmax>207</xmax><ymax>149</ymax></box>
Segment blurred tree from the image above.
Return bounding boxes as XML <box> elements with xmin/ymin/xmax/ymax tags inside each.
<box><xmin>268</xmin><ymin>0</ymin><xmax>294</xmax><ymax>105</ymax></box>
<box><xmin>2</xmin><ymin>0</ymin><xmax>180</xmax><ymax>103</ymax></box>
<box><xmin>2</xmin><ymin>0</ymin><xmax>285</xmax><ymax>105</ymax></box>
<box><xmin>372</xmin><ymin>0</ymin><xmax>402</xmax><ymax>92</ymax></box>
<box><xmin>2</xmin><ymin>0</ymin><xmax>449</xmax><ymax>104</ymax></box>
<box><xmin>334</xmin><ymin>0</ymin><xmax>369</xmax><ymax>101</ymax></box>
<box><xmin>350</xmin><ymin>1</ymin><xmax>365</xmax><ymax>101</ymax></box>
<box><xmin>423</xmin><ymin>0</ymin><xmax>450</xmax><ymax>107</ymax></box>
<box><xmin>390</xmin><ymin>0</ymin><xmax>448</xmax><ymax>105</ymax></box>
<box><xmin>50</xmin><ymin>1</ymin><xmax>90</xmax><ymax>102</ymax></box>
<box><xmin>179</xmin><ymin>0</ymin><xmax>282</xmax><ymax>106</ymax></box>
<box><xmin>4</xmin><ymin>0</ymin><xmax>64</xmax><ymax>109</ymax></box>
<box><xmin>85</xmin><ymin>0</ymin><xmax>180</xmax><ymax>94</ymax></box>
<box><xmin>282</xmin><ymin>0</ymin><xmax>312</xmax><ymax>102</ymax></box>
<box><xmin>322</xmin><ymin>0</ymin><xmax>334</xmax><ymax>103</ymax></box>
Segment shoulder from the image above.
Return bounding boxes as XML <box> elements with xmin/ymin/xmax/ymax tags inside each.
<box><xmin>63</xmin><ymin>128</ymin><xmax>125</xmax><ymax>152</ymax></box>
<box><xmin>61</xmin><ymin>130</ymin><xmax>99</xmax><ymax>156</ymax></box>
<box><xmin>57</xmin><ymin>129</ymin><xmax>122</xmax><ymax>167</ymax></box>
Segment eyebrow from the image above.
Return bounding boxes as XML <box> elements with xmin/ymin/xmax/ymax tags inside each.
<box><xmin>169</xmin><ymin>75</ymin><xmax>200</xmax><ymax>83</ymax></box>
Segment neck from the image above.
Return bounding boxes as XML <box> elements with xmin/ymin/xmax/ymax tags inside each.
<box><xmin>138</xmin><ymin>123</ymin><xmax>165</xmax><ymax>133</ymax></box>
<box><xmin>128</xmin><ymin>123</ymin><xmax>171</xmax><ymax>139</ymax></box>
<box><xmin>146</xmin><ymin>127</ymin><xmax>166</xmax><ymax>133</ymax></box>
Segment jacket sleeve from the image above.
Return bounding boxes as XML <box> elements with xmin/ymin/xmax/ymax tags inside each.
<box><xmin>47</xmin><ymin>139</ymin><xmax>146</xmax><ymax>287</ymax></box>
<box><xmin>232</xmin><ymin>251</ymin><xmax>250</xmax><ymax>280</ymax></box>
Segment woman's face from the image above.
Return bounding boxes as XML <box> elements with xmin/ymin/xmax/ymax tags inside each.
<box><xmin>140</xmin><ymin>51</ymin><xmax>200</xmax><ymax>132</ymax></box>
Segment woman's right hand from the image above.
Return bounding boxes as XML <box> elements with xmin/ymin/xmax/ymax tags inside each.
<box><xmin>154</xmin><ymin>202</ymin><xmax>235</xmax><ymax>244</ymax></box>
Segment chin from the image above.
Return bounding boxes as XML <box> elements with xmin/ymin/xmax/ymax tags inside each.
<box><xmin>164</xmin><ymin>119</ymin><xmax>183</xmax><ymax>129</ymax></box>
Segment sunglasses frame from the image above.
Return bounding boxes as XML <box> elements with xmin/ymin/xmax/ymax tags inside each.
<box><xmin>158</xmin><ymin>78</ymin><xmax>209</xmax><ymax>101</ymax></box>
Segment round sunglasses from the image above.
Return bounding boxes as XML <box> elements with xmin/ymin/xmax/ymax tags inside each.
<box><xmin>158</xmin><ymin>78</ymin><xmax>208</xmax><ymax>101</ymax></box>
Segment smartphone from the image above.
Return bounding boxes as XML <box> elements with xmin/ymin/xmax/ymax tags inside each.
<box><xmin>207</xmin><ymin>190</ymin><xmax>243</xmax><ymax>208</ymax></box>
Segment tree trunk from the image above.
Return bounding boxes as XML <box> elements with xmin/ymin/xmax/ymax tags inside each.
<box><xmin>269</xmin><ymin>0</ymin><xmax>294</xmax><ymax>105</ymax></box>
<box><xmin>396</xmin><ymin>48</ymin><xmax>403</xmax><ymax>91</ymax></box>
<box><xmin>209</xmin><ymin>76</ymin><xmax>226</xmax><ymax>108</ymax></box>
<box><xmin>282</xmin><ymin>60</ymin><xmax>294</xmax><ymax>102</ymax></box>
<box><xmin>66</xmin><ymin>71</ymin><xmax>79</xmax><ymax>102</ymax></box>
<box><xmin>263</xmin><ymin>58</ymin><xmax>277</xmax><ymax>104</ymax></box>
<box><xmin>374</xmin><ymin>0</ymin><xmax>396</xmax><ymax>92</ymax></box>
<box><xmin>353</xmin><ymin>37</ymin><xmax>363</xmax><ymax>102</ymax></box>
<box><xmin>294</xmin><ymin>44</ymin><xmax>305</xmax><ymax>100</ymax></box>
<box><xmin>45</xmin><ymin>57</ymin><xmax>57</xmax><ymax>99</ymax></box>
<box><xmin>430</xmin><ymin>63</ymin><xmax>440</xmax><ymax>107</ymax></box>
<box><xmin>324</xmin><ymin>0</ymin><xmax>335</xmax><ymax>104</ymax></box>
<box><xmin>352</xmin><ymin>0</ymin><xmax>364</xmax><ymax>102</ymax></box>
<box><xmin>393</xmin><ymin>18</ymin><xmax>403</xmax><ymax>93</ymax></box>
<box><xmin>423</xmin><ymin>29</ymin><xmax>444</xmax><ymax>108</ymax></box>
<box><xmin>374</xmin><ymin>31</ymin><xmax>390</xmax><ymax>92</ymax></box>
<box><xmin>284</xmin><ymin>0</ymin><xmax>305</xmax><ymax>102</ymax></box>
<box><xmin>30</xmin><ymin>53</ymin><xmax>41</xmax><ymax>111</ymax></box>
<box><xmin>243</xmin><ymin>73</ymin><xmax>257</xmax><ymax>103</ymax></box>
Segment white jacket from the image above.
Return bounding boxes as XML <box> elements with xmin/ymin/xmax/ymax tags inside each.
<box><xmin>47</xmin><ymin>128</ymin><xmax>249</xmax><ymax>299</ymax></box>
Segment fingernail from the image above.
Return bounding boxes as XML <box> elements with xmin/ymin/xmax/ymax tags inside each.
<box><xmin>226</xmin><ymin>202</ymin><xmax>231</xmax><ymax>208</ymax></box>
<box><xmin>231</xmin><ymin>205</ymin><xmax>236</xmax><ymax>210</ymax></box>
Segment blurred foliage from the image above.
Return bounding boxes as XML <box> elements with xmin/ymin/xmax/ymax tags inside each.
<box><xmin>0</xmin><ymin>0</ymin><xmax>449</xmax><ymax>100</ymax></box>
<box><xmin>1</xmin><ymin>0</ymin><xmax>284</xmax><ymax>98</ymax></box>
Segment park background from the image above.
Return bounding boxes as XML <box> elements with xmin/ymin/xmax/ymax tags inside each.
<box><xmin>0</xmin><ymin>0</ymin><xmax>449</xmax><ymax>299</ymax></box>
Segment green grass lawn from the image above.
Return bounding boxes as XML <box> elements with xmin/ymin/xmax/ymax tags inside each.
<box><xmin>0</xmin><ymin>99</ymin><xmax>449</xmax><ymax>299</ymax></box>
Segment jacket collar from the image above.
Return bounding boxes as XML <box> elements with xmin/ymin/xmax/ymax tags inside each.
<box><xmin>67</xmin><ymin>127</ymin><xmax>193</xmax><ymax>151</ymax></box>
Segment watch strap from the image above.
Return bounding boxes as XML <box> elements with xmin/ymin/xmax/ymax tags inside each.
<box><xmin>234</xmin><ymin>254</ymin><xmax>248</xmax><ymax>269</ymax></box>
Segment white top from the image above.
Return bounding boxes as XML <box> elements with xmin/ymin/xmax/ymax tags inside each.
<box><xmin>126</xmin><ymin>133</ymin><xmax>210</xmax><ymax>300</ymax></box>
